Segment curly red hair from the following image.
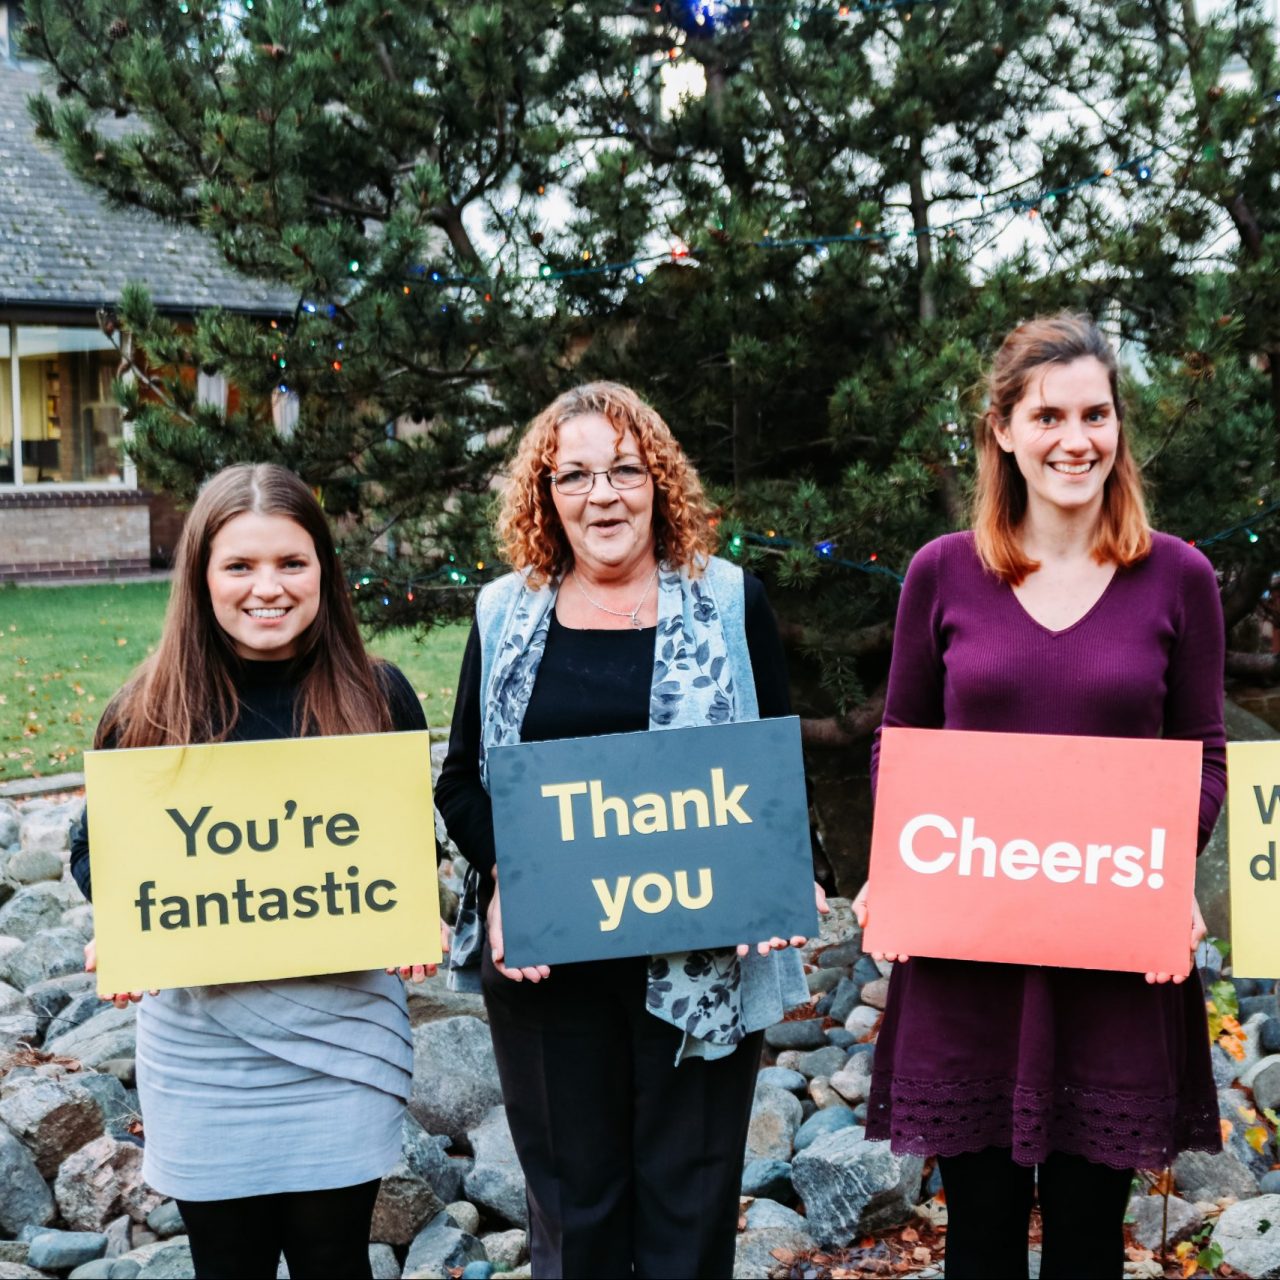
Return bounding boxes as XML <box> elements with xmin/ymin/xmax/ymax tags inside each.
<box><xmin>498</xmin><ymin>382</ymin><xmax>717</xmax><ymax>586</ymax></box>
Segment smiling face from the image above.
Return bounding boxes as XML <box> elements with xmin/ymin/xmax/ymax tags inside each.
<box><xmin>549</xmin><ymin>412</ymin><xmax>656</xmax><ymax>580</ymax></box>
<box><xmin>994</xmin><ymin>356</ymin><xmax>1120</xmax><ymax>521</ymax></box>
<box><xmin>206</xmin><ymin>512</ymin><xmax>322</xmax><ymax>660</ymax></box>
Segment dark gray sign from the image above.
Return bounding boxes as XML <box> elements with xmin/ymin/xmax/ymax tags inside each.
<box><xmin>489</xmin><ymin>717</ymin><xmax>815</xmax><ymax>966</ymax></box>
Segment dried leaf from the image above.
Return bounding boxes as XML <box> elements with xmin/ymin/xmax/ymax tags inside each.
<box><xmin>900</xmin><ymin>1227</ymin><xmax>919</xmax><ymax>1244</ymax></box>
<box><xmin>1221</xmin><ymin>1117</ymin><xmax>1235</xmax><ymax>1142</ymax></box>
<box><xmin>1246</xmin><ymin>1125</ymin><xmax>1269</xmax><ymax>1153</ymax></box>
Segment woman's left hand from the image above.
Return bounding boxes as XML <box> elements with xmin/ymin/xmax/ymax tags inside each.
<box><xmin>1145</xmin><ymin>895</ymin><xmax>1205</xmax><ymax>985</ymax></box>
<box><xmin>387</xmin><ymin>919</ymin><xmax>451</xmax><ymax>983</ymax></box>
<box><xmin>737</xmin><ymin>882</ymin><xmax>829</xmax><ymax>957</ymax></box>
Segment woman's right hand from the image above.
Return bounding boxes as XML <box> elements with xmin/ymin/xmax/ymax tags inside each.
<box><xmin>487</xmin><ymin>882</ymin><xmax>551</xmax><ymax>984</ymax></box>
<box><xmin>852</xmin><ymin>881</ymin><xmax>910</xmax><ymax>965</ymax></box>
<box><xmin>84</xmin><ymin>939</ymin><xmax>156</xmax><ymax>1009</ymax></box>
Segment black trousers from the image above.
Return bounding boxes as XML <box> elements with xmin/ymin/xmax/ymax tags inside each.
<box><xmin>175</xmin><ymin>1179</ymin><xmax>380</xmax><ymax>1279</ymax></box>
<box><xmin>482</xmin><ymin>946</ymin><xmax>764</xmax><ymax>1279</ymax></box>
<box><xmin>938</xmin><ymin>1147</ymin><xmax>1133</xmax><ymax>1280</ymax></box>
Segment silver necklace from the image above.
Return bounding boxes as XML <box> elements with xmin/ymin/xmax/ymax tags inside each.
<box><xmin>571</xmin><ymin>566</ymin><xmax>660</xmax><ymax>629</ymax></box>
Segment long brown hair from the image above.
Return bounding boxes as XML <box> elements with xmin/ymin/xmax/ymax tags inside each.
<box><xmin>498</xmin><ymin>382</ymin><xmax>717</xmax><ymax>587</ymax></box>
<box><xmin>97</xmin><ymin>464</ymin><xmax>391</xmax><ymax>748</ymax></box>
<box><xmin>973</xmin><ymin>311</ymin><xmax>1151</xmax><ymax>584</ymax></box>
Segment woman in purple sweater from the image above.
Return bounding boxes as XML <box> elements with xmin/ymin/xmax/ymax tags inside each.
<box><xmin>859</xmin><ymin>313</ymin><xmax>1225</xmax><ymax>1279</ymax></box>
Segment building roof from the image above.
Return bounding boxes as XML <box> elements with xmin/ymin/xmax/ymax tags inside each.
<box><xmin>0</xmin><ymin>63</ymin><xmax>294</xmax><ymax>318</ymax></box>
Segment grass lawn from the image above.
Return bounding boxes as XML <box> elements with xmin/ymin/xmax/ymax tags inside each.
<box><xmin>0</xmin><ymin>582</ymin><xmax>468</xmax><ymax>783</ymax></box>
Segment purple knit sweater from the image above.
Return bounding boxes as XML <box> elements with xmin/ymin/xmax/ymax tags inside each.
<box><xmin>865</xmin><ymin>531</ymin><xmax>1225</xmax><ymax>1170</ymax></box>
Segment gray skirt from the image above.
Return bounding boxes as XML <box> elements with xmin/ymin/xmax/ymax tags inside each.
<box><xmin>135</xmin><ymin>971</ymin><xmax>413</xmax><ymax>1200</ymax></box>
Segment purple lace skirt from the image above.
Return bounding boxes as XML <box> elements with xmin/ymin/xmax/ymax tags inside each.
<box><xmin>866</xmin><ymin>957</ymin><xmax>1221</xmax><ymax>1170</ymax></box>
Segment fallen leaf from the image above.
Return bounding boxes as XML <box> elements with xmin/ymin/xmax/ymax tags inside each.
<box><xmin>116</xmin><ymin>637</ymin><xmax>128</xmax><ymax>646</ymax></box>
<box><xmin>1246</xmin><ymin>1125</ymin><xmax>1269</xmax><ymax>1153</ymax></box>
<box><xmin>900</xmin><ymin>1227</ymin><xmax>919</xmax><ymax>1244</ymax></box>
<box><xmin>1222</xmin><ymin>1117</ymin><xmax>1235</xmax><ymax>1142</ymax></box>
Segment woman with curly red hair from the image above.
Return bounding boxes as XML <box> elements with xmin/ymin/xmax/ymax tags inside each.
<box><xmin>436</xmin><ymin>381</ymin><xmax>821</xmax><ymax>1278</ymax></box>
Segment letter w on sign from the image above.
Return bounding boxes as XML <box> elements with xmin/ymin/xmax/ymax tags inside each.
<box><xmin>865</xmin><ymin>728</ymin><xmax>1201</xmax><ymax>974</ymax></box>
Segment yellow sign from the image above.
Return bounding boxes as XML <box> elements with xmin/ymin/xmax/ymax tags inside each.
<box><xmin>1226</xmin><ymin>741</ymin><xmax>1280</xmax><ymax>978</ymax></box>
<box><xmin>84</xmin><ymin>732</ymin><xmax>440</xmax><ymax>994</ymax></box>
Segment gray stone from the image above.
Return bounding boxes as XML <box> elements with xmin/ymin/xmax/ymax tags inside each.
<box><xmin>1214</xmin><ymin>1194</ymin><xmax>1280</xmax><ymax>1278</ymax></box>
<box><xmin>827</xmin><ymin>978</ymin><xmax>861</xmax><ymax>1025</ymax></box>
<box><xmin>7</xmin><ymin>848</ymin><xmax>62</xmax><ymax>885</ymax></box>
<box><xmin>404</xmin><ymin>972</ymin><xmax>487</xmax><ymax>1026</ymax></box>
<box><xmin>98</xmin><ymin>1059</ymin><xmax>137</xmax><ymax>1089</ymax></box>
<box><xmin>795</xmin><ymin>1046</ymin><xmax>846</xmax><ymax>1081</ymax></box>
<box><xmin>144</xmin><ymin>1203</ymin><xmax>184</xmax><ymax>1239</ymax></box>
<box><xmin>0</xmin><ymin>1246</ymin><xmax>26</xmax><ymax>1265</ymax></box>
<box><xmin>816</xmin><ymin>941</ymin><xmax>862</xmax><ymax>970</ymax></box>
<box><xmin>480</xmin><ymin>1230</ymin><xmax>527</xmax><ymax>1271</ymax></box>
<box><xmin>1254</xmin><ymin>1060</ymin><xmax>1280</xmax><ymax>1114</ymax></box>
<box><xmin>1172</xmin><ymin>1148</ymin><xmax>1259</xmax><ymax>1203</ymax></box>
<box><xmin>829</xmin><ymin>1053</ymin><xmax>873</xmax><ymax>1105</ymax></box>
<box><xmin>843</xmin><ymin>1005</ymin><xmax>880</xmax><ymax>1041</ymax></box>
<box><xmin>368</xmin><ymin>1243</ymin><xmax>400</xmax><ymax>1280</ymax></box>
<box><xmin>371</xmin><ymin>1118</ymin><xmax>448</xmax><ymax>1247</ymax></box>
<box><xmin>0</xmin><ymin>1122</ymin><xmax>55</xmax><ymax>1234</ymax></box>
<box><xmin>0</xmin><ymin>1264</ymin><xmax>45</xmax><ymax>1279</ymax></box>
<box><xmin>794</xmin><ymin>1105</ymin><xmax>859</xmax><ymax>1153</ymax></box>
<box><xmin>763</xmin><ymin>1020</ymin><xmax>828</xmax><ymax>1051</ymax></box>
<box><xmin>746</xmin><ymin>1085</ymin><xmax>803</xmax><ymax>1163</ymax></box>
<box><xmin>45</xmin><ymin>1003</ymin><xmax>138</xmax><ymax>1069</ymax></box>
<box><xmin>54</xmin><ymin>1135</ymin><xmax>163</xmax><ymax>1231</ymax></box>
<box><xmin>1126</xmin><ymin>1193</ymin><xmax>1202</xmax><ymax>1252</ymax></box>
<box><xmin>1263</xmin><ymin>1170</ymin><xmax>1280</xmax><ymax>1195</ymax></box>
<box><xmin>745</xmin><ymin>1199</ymin><xmax>808</xmax><ymax>1232</ymax></box>
<box><xmin>0</xmin><ymin>883</ymin><xmax>71</xmax><ymax>940</ymax></box>
<box><xmin>808</xmin><ymin>1077</ymin><xmax>844</xmax><ymax>1110</ymax></box>
<box><xmin>444</xmin><ymin>1202</ymin><xmax>481</xmax><ymax>1236</ymax></box>
<box><xmin>0</xmin><ymin>1076</ymin><xmax>105</xmax><ymax>1174</ymax></box>
<box><xmin>27</xmin><ymin>1230</ymin><xmax>109</xmax><ymax>1270</ymax></box>
<box><xmin>403</xmin><ymin>1213</ymin><xmax>486</xmax><ymax>1279</ymax></box>
<box><xmin>0</xmin><ymin>802</ymin><xmax>19</xmax><ymax>848</ymax></box>
<box><xmin>756</xmin><ymin>1067</ymin><xmax>806</xmax><ymax>1094</ymax></box>
<box><xmin>465</xmin><ymin>1107</ymin><xmax>528</xmax><ymax>1229</ymax></box>
<box><xmin>75</xmin><ymin>1074</ymin><xmax>140</xmax><ymax>1140</ymax></box>
<box><xmin>806</xmin><ymin>968</ymin><xmax>841</xmax><ymax>995</ymax></box>
<box><xmin>102</xmin><ymin>1214</ymin><xmax>132</xmax><ymax>1258</ymax></box>
<box><xmin>61</xmin><ymin>905</ymin><xmax>96</xmax><ymax>941</ymax></box>
<box><xmin>459</xmin><ymin>1265</ymin><xmax>493</xmax><ymax>1280</ymax></box>
<box><xmin>859</xmin><ymin>978</ymin><xmax>889</xmax><ymax>1010</ymax></box>
<box><xmin>773</xmin><ymin>1050</ymin><xmax>802</xmax><ymax>1072</ymax></box>
<box><xmin>19</xmin><ymin>807</ymin><xmax>75</xmax><ymax>856</ymax></box>
<box><xmin>792</xmin><ymin>1129</ymin><xmax>923</xmax><ymax>1244</ymax></box>
<box><xmin>1263</xmin><ymin>1019</ymin><xmax>1280</xmax><ymax>1057</ymax></box>
<box><xmin>135</xmin><ymin>1241</ymin><xmax>194</xmax><ymax>1279</ymax></box>
<box><xmin>24</xmin><ymin>970</ymin><xmax>97</xmax><ymax>1043</ymax></box>
<box><xmin>732</xmin><ymin>1227</ymin><xmax>816</xmax><ymax>1280</ymax></box>
<box><xmin>3</xmin><ymin>927</ymin><xmax>87</xmax><ymax>990</ymax></box>
<box><xmin>409</xmin><ymin>1017</ymin><xmax>503</xmax><ymax>1147</ymax></box>
<box><xmin>70</xmin><ymin>1262</ymin><xmax>117</xmax><ymax>1280</ymax></box>
<box><xmin>1241</xmin><ymin>994</ymin><xmax>1277</xmax><ymax>1023</ymax></box>
<box><xmin>0</xmin><ymin>980</ymin><xmax>36</xmax><ymax>1044</ymax></box>
<box><xmin>109</xmin><ymin>1262</ymin><xmax>142</xmax><ymax>1280</ymax></box>
<box><xmin>742</xmin><ymin>1158</ymin><xmax>794</xmax><ymax>1204</ymax></box>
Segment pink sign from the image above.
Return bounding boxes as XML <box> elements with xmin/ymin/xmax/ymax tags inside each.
<box><xmin>864</xmin><ymin>728</ymin><xmax>1202</xmax><ymax>974</ymax></box>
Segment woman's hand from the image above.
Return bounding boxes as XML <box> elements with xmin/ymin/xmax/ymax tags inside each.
<box><xmin>488</xmin><ymin>881</ymin><xmax>550</xmax><ymax>983</ymax></box>
<box><xmin>387</xmin><ymin>919</ymin><xmax>452</xmax><ymax>983</ymax></box>
<box><xmin>852</xmin><ymin>881</ymin><xmax>910</xmax><ymax>964</ymax></box>
<box><xmin>736</xmin><ymin>882</ymin><xmax>831</xmax><ymax>957</ymax></box>
<box><xmin>1145</xmin><ymin>895</ymin><xmax>1205</xmax><ymax>985</ymax></box>
<box><xmin>84</xmin><ymin>939</ymin><xmax>156</xmax><ymax>1009</ymax></box>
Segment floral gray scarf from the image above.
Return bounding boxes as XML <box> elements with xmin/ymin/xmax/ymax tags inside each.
<box><xmin>448</xmin><ymin>563</ymin><xmax>754</xmax><ymax>1056</ymax></box>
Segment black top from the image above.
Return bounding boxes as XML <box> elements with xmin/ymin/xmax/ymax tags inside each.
<box><xmin>69</xmin><ymin>657</ymin><xmax>426</xmax><ymax>902</ymax></box>
<box><xmin>434</xmin><ymin>572</ymin><xmax>794</xmax><ymax>894</ymax></box>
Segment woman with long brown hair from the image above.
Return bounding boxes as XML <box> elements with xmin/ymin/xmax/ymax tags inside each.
<box><xmin>70</xmin><ymin>463</ymin><xmax>432</xmax><ymax>1279</ymax></box>
<box><xmin>857</xmin><ymin>313</ymin><xmax>1225</xmax><ymax>1279</ymax></box>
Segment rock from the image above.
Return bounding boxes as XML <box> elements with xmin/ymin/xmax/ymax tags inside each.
<box><xmin>404</xmin><ymin>972</ymin><xmax>487</xmax><ymax>1026</ymax></box>
<box><xmin>816</xmin><ymin>941</ymin><xmax>862</xmax><ymax>970</ymax></box>
<box><xmin>459</xmin><ymin>1265</ymin><xmax>493</xmax><ymax>1280</ymax></box>
<box><xmin>1263</xmin><ymin>1019</ymin><xmax>1280</xmax><ymax>1057</ymax></box>
<box><xmin>757</xmin><ymin>1066</ymin><xmax>807</xmax><ymax>1094</ymax></box>
<box><xmin>1238</xmin><ymin>1013</ymin><xmax>1270</xmax><ymax>1080</ymax></box>
<box><xmin>0</xmin><ymin>1265</ymin><xmax>45</xmax><ymax>1279</ymax></box>
<box><xmin>745</xmin><ymin>1199</ymin><xmax>809</xmax><ymax>1232</ymax></box>
<box><xmin>144</xmin><ymin>1204</ymin><xmax>184</xmax><ymax>1240</ymax></box>
<box><xmin>445</xmin><ymin>1202</ymin><xmax>481</xmax><ymax>1236</ymax></box>
<box><xmin>98</xmin><ymin>1060</ymin><xmax>137</xmax><ymax>1090</ymax></box>
<box><xmin>792</xmin><ymin>1129</ymin><xmax>923</xmax><ymax>1244</ymax></box>
<box><xmin>74</xmin><ymin>1074</ymin><xmax>139</xmax><ymax>1141</ymax></box>
<box><xmin>3</xmin><ymin>927</ymin><xmax>87</xmax><ymax>990</ymax></box>
<box><xmin>1126</xmin><ymin>1193</ymin><xmax>1201</xmax><ymax>1251</ymax></box>
<box><xmin>45</xmin><ymin>1004</ymin><xmax>138</xmax><ymax>1069</ymax></box>
<box><xmin>1263</xmin><ymin>1171</ymin><xmax>1280</xmax><ymax>1195</ymax></box>
<box><xmin>61</xmin><ymin>906</ymin><xmax>96</xmax><ymax>942</ymax></box>
<box><xmin>1254</xmin><ymin>1060</ymin><xmax>1280</xmax><ymax>1113</ymax></box>
<box><xmin>829</xmin><ymin>1054</ymin><xmax>873</xmax><ymax>1105</ymax></box>
<box><xmin>102</xmin><ymin>1214</ymin><xmax>131</xmax><ymax>1258</ymax></box>
<box><xmin>70</xmin><ymin>1262</ymin><xmax>117</xmax><ymax>1280</ymax></box>
<box><xmin>371</xmin><ymin>1117</ymin><xmax>449</xmax><ymax>1247</ymax></box>
<box><xmin>843</xmin><ymin>1006</ymin><xmax>880</xmax><ymax>1041</ymax></box>
<box><xmin>827</xmin><ymin>978</ymin><xmax>862</xmax><ymax>1026</ymax></box>
<box><xmin>746</xmin><ymin>1085</ymin><xmax>803</xmax><ymax>1163</ymax></box>
<box><xmin>1241</xmin><ymin>995</ymin><xmax>1277</xmax><ymax>1023</ymax></box>
<box><xmin>763</xmin><ymin>1020</ymin><xmax>829</xmax><ymax>1051</ymax></box>
<box><xmin>464</xmin><ymin>1107</ymin><xmax>527</xmax><ymax>1229</ymax></box>
<box><xmin>733</xmin><ymin>1227</ymin><xmax>816</xmax><ymax>1280</ymax></box>
<box><xmin>0</xmin><ymin>884</ymin><xmax>71</xmax><ymax>940</ymax></box>
<box><xmin>0</xmin><ymin>980</ymin><xmax>37</xmax><ymax>1044</ymax></box>
<box><xmin>743</xmin><ymin>1158</ymin><xmax>794</xmax><ymax>1204</ymax></box>
<box><xmin>773</xmin><ymin>1051</ymin><xmax>803</xmax><ymax>1072</ymax></box>
<box><xmin>7</xmin><ymin>848</ymin><xmax>63</xmax><ymax>885</ymax></box>
<box><xmin>109</xmin><ymin>1261</ymin><xmax>142</xmax><ymax>1279</ymax></box>
<box><xmin>808</xmin><ymin>1077</ymin><xmax>845</xmax><ymax>1110</ymax></box>
<box><xmin>824</xmin><ymin>1029</ymin><xmax>857</xmax><ymax>1049</ymax></box>
<box><xmin>1214</xmin><ymin>1194</ymin><xmax>1280</xmax><ymax>1278</ymax></box>
<box><xmin>0</xmin><ymin>1077</ymin><xmax>105</xmax><ymax>1175</ymax></box>
<box><xmin>135</xmin><ymin>1241</ymin><xmax>194</xmax><ymax>1279</ymax></box>
<box><xmin>1210</xmin><ymin>1045</ymin><xmax>1238</xmax><ymax>1088</ymax></box>
<box><xmin>0</xmin><ymin>1122</ymin><xmax>56</xmax><ymax>1233</ymax></box>
<box><xmin>1172</xmin><ymin>1148</ymin><xmax>1259</xmax><ymax>1203</ymax></box>
<box><xmin>0</xmin><ymin>802</ymin><xmax>19</xmax><ymax>848</ymax></box>
<box><xmin>19</xmin><ymin>807</ymin><xmax>74</xmax><ymax>856</ymax></box>
<box><xmin>480</xmin><ymin>1229</ymin><xmax>526</xmax><ymax>1271</ymax></box>
<box><xmin>403</xmin><ymin>1212</ymin><xmax>486</xmax><ymax>1279</ymax></box>
<box><xmin>409</xmin><ymin>1017</ymin><xmax>504</xmax><ymax>1147</ymax></box>
<box><xmin>794</xmin><ymin>1106</ymin><xmax>859</xmax><ymax>1153</ymax></box>
<box><xmin>24</xmin><ymin>971</ymin><xmax>96</xmax><ymax>1043</ymax></box>
<box><xmin>806</xmin><ymin>968</ymin><xmax>841</xmax><ymax>995</ymax></box>
<box><xmin>0</xmin><ymin>1246</ymin><xmax>26</xmax><ymax>1266</ymax></box>
<box><xmin>795</xmin><ymin>1046</ymin><xmax>846</xmax><ymax>1081</ymax></box>
<box><xmin>860</xmin><ymin>978</ymin><xmax>890</xmax><ymax>1010</ymax></box>
<box><xmin>54</xmin><ymin>1135</ymin><xmax>162</xmax><ymax>1231</ymax></box>
<box><xmin>368</xmin><ymin>1243</ymin><xmax>400</xmax><ymax>1280</ymax></box>
<box><xmin>27</xmin><ymin>1230</ymin><xmax>109</xmax><ymax>1270</ymax></box>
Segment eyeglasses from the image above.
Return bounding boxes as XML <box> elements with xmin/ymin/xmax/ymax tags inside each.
<box><xmin>549</xmin><ymin>463</ymin><xmax>651</xmax><ymax>495</ymax></box>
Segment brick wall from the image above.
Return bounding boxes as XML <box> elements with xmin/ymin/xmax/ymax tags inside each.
<box><xmin>0</xmin><ymin>490</ymin><xmax>151</xmax><ymax>581</ymax></box>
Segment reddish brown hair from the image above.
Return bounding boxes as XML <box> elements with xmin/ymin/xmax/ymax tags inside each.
<box><xmin>973</xmin><ymin>312</ymin><xmax>1151</xmax><ymax>584</ymax></box>
<box><xmin>97</xmin><ymin>463</ymin><xmax>392</xmax><ymax>748</ymax></box>
<box><xmin>498</xmin><ymin>382</ymin><xmax>716</xmax><ymax>586</ymax></box>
